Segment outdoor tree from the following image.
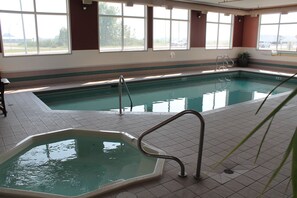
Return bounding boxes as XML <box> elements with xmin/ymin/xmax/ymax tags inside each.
<box><xmin>99</xmin><ymin>3</ymin><xmax>122</xmax><ymax>47</ymax></box>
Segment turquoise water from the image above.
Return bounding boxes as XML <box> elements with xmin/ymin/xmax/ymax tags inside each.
<box><xmin>0</xmin><ymin>135</ymin><xmax>156</xmax><ymax>196</ymax></box>
<box><xmin>35</xmin><ymin>71</ymin><xmax>296</xmax><ymax>113</ymax></box>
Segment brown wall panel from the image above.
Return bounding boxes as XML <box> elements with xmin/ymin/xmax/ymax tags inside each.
<box><xmin>70</xmin><ymin>0</ymin><xmax>98</xmax><ymax>50</ymax></box>
<box><xmin>147</xmin><ymin>7</ymin><xmax>153</xmax><ymax>49</ymax></box>
<box><xmin>190</xmin><ymin>11</ymin><xmax>206</xmax><ymax>48</ymax></box>
<box><xmin>242</xmin><ymin>16</ymin><xmax>259</xmax><ymax>47</ymax></box>
<box><xmin>233</xmin><ymin>16</ymin><xmax>244</xmax><ymax>47</ymax></box>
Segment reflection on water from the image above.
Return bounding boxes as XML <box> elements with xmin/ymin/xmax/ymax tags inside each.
<box><xmin>36</xmin><ymin>72</ymin><xmax>296</xmax><ymax>113</ymax></box>
<box><xmin>0</xmin><ymin>136</ymin><xmax>156</xmax><ymax>196</ymax></box>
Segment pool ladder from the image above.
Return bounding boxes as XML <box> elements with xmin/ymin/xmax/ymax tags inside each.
<box><xmin>216</xmin><ymin>55</ymin><xmax>234</xmax><ymax>70</ymax></box>
<box><xmin>119</xmin><ymin>75</ymin><xmax>133</xmax><ymax>115</ymax></box>
<box><xmin>138</xmin><ymin>110</ymin><xmax>205</xmax><ymax>180</ymax></box>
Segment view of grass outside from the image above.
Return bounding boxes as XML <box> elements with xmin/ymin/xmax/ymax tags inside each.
<box><xmin>206</xmin><ymin>12</ymin><xmax>233</xmax><ymax>49</ymax></box>
<box><xmin>99</xmin><ymin>2</ymin><xmax>146</xmax><ymax>52</ymax></box>
<box><xmin>258</xmin><ymin>12</ymin><xmax>297</xmax><ymax>51</ymax></box>
<box><xmin>0</xmin><ymin>0</ymin><xmax>70</xmax><ymax>56</ymax></box>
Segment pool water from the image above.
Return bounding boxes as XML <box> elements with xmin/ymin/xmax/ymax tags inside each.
<box><xmin>0</xmin><ymin>134</ymin><xmax>156</xmax><ymax>196</ymax></box>
<box><xmin>35</xmin><ymin>71</ymin><xmax>296</xmax><ymax>113</ymax></box>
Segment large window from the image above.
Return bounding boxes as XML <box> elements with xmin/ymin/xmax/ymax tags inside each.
<box><xmin>258</xmin><ymin>12</ymin><xmax>297</xmax><ymax>51</ymax></box>
<box><xmin>153</xmin><ymin>7</ymin><xmax>189</xmax><ymax>50</ymax></box>
<box><xmin>98</xmin><ymin>2</ymin><xmax>146</xmax><ymax>52</ymax></box>
<box><xmin>0</xmin><ymin>0</ymin><xmax>70</xmax><ymax>56</ymax></box>
<box><xmin>206</xmin><ymin>12</ymin><xmax>233</xmax><ymax>49</ymax></box>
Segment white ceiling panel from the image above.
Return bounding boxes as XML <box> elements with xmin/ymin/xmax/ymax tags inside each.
<box><xmin>176</xmin><ymin>0</ymin><xmax>297</xmax><ymax>9</ymax></box>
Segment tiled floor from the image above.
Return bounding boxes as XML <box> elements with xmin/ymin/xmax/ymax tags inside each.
<box><xmin>0</xmin><ymin>71</ymin><xmax>296</xmax><ymax>198</ymax></box>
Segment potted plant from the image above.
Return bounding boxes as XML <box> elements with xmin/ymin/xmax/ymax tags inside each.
<box><xmin>237</xmin><ymin>52</ymin><xmax>250</xmax><ymax>67</ymax></box>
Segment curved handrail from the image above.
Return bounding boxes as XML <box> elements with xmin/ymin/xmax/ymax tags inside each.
<box><xmin>224</xmin><ymin>55</ymin><xmax>234</xmax><ymax>67</ymax></box>
<box><xmin>216</xmin><ymin>55</ymin><xmax>234</xmax><ymax>70</ymax></box>
<box><xmin>137</xmin><ymin>110</ymin><xmax>205</xmax><ymax>179</ymax></box>
<box><xmin>119</xmin><ymin>75</ymin><xmax>133</xmax><ymax>115</ymax></box>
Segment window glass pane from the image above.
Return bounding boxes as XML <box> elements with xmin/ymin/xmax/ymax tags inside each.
<box><xmin>0</xmin><ymin>0</ymin><xmax>21</xmax><ymax>11</ymax></box>
<box><xmin>0</xmin><ymin>13</ymin><xmax>25</xmax><ymax>55</ymax></box>
<box><xmin>99</xmin><ymin>16</ymin><xmax>122</xmax><ymax>52</ymax></box>
<box><xmin>207</xmin><ymin>12</ymin><xmax>218</xmax><ymax>22</ymax></box>
<box><xmin>35</xmin><ymin>0</ymin><xmax>67</xmax><ymax>13</ymax></box>
<box><xmin>206</xmin><ymin>23</ymin><xmax>218</xmax><ymax>49</ymax></box>
<box><xmin>23</xmin><ymin>14</ymin><xmax>37</xmax><ymax>54</ymax></box>
<box><xmin>123</xmin><ymin>4</ymin><xmax>144</xmax><ymax>17</ymax></box>
<box><xmin>153</xmin><ymin>7</ymin><xmax>170</xmax><ymax>19</ymax></box>
<box><xmin>219</xmin><ymin>13</ymin><xmax>231</xmax><ymax>23</ymax></box>
<box><xmin>172</xmin><ymin>8</ymin><xmax>188</xmax><ymax>20</ymax></box>
<box><xmin>278</xmin><ymin>24</ymin><xmax>297</xmax><ymax>51</ymax></box>
<box><xmin>218</xmin><ymin>24</ymin><xmax>231</xmax><ymax>49</ymax></box>
<box><xmin>171</xmin><ymin>21</ymin><xmax>188</xmax><ymax>49</ymax></box>
<box><xmin>258</xmin><ymin>24</ymin><xmax>278</xmax><ymax>50</ymax></box>
<box><xmin>37</xmin><ymin>15</ymin><xmax>69</xmax><ymax>54</ymax></box>
<box><xmin>280</xmin><ymin>12</ymin><xmax>297</xmax><ymax>23</ymax></box>
<box><xmin>123</xmin><ymin>18</ymin><xmax>145</xmax><ymax>51</ymax></box>
<box><xmin>21</xmin><ymin>0</ymin><xmax>34</xmax><ymax>12</ymax></box>
<box><xmin>153</xmin><ymin>19</ymin><xmax>170</xmax><ymax>50</ymax></box>
<box><xmin>99</xmin><ymin>2</ymin><xmax>122</xmax><ymax>15</ymax></box>
<box><xmin>261</xmin><ymin>14</ymin><xmax>280</xmax><ymax>24</ymax></box>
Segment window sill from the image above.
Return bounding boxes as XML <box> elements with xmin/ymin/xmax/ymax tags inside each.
<box><xmin>271</xmin><ymin>50</ymin><xmax>297</xmax><ymax>56</ymax></box>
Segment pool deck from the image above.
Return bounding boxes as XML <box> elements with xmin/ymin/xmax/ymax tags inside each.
<box><xmin>0</xmin><ymin>68</ymin><xmax>296</xmax><ymax>198</ymax></box>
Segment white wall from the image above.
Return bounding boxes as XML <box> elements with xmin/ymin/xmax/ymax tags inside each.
<box><xmin>0</xmin><ymin>48</ymin><xmax>241</xmax><ymax>73</ymax></box>
<box><xmin>242</xmin><ymin>47</ymin><xmax>297</xmax><ymax>63</ymax></box>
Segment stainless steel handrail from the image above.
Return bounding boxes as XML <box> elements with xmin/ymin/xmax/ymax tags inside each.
<box><xmin>216</xmin><ymin>55</ymin><xmax>234</xmax><ymax>70</ymax></box>
<box><xmin>224</xmin><ymin>55</ymin><xmax>234</xmax><ymax>67</ymax></box>
<box><xmin>119</xmin><ymin>75</ymin><xmax>133</xmax><ymax>115</ymax></box>
<box><xmin>137</xmin><ymin>110</ymin><xmax>205</xmax><ymax>180</ymax></box>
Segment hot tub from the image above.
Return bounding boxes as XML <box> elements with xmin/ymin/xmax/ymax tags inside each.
<box><xmin>0</xmin><ymin>129</ymin><xmax>165</xmax><ymax>198</ymax></box>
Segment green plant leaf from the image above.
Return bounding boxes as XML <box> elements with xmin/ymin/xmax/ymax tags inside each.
<box><xmin>292</xmin><ymin>127</ymin><xmax>297</xmax><ymax>197</ymax></box>
<box><xmin>254</xmin><ymin>116</ymin><xmax>275</xmax><ymax>163</ymax></box>
<box><xmin>256</xmin><ymin>73</ymin><xmax>297</xmax><ymax>114</ymax></box>
<box><xmin>216</xmin><ymin>88</ymin><xmax>297</xmax><ymax>168</ymax></box>
<box><xmin>262</xmin><ymin>129</ymin><xmax>296</xmax><ymax>194</ymax></box>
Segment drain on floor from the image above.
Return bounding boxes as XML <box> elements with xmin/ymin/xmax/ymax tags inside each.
<box><xmin>202</xmin><ymin>164</ymin><xmax>255</xmax><ymax>184</ymax></box>
<box><xmin>223</xmin><ymin>168</ymin><xmax>234</xmax><ymax>174</ymax></box>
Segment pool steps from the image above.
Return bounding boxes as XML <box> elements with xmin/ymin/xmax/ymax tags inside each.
<box><xmin>216</xmin><ymin>55</ymin><xmax>234</xmax><ymax>70</ymax></box>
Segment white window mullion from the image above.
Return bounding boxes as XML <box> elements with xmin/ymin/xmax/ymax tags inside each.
<box><xmin>169</xmin><ymin>10</ymin><xmax>172</xmax><ymax>50</ymax></box>
<box><xmin>33</xmin><ymin>0</ymin><xmax>40</xmax><ymax>54</ymax></box>
<box><xmin>276</xmin><ymin>14</ymin><xmax>281</xmax><ymax>51</ymax></box>
<box><xmin>19</xmin><ymin>0</ymin><xmax>28</xmax><ymax>54</ymax></box>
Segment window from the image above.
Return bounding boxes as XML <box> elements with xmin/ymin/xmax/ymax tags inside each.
<box><xmin>258</xmin><ymin>12</ymin><xmax>297</xmax><ymax>51</ymax></box>
<box><xmin>153</xmin><ymin>7</ymin><xmax>189</xmax><ymax>50</ymax></box>
<box><xmin>0</xmin><ymin>0</ymin><xmax>70</xmax><ymax>56</ymax></box>
<box><xmin>206</xmin><ymin>12</ymin><xmax>233</xmax><ymax>49</ymax></box>
<box><xmin>98</xmin><ymin>2</ymin><xmax>146</xmax><ymax>52</ymax></box>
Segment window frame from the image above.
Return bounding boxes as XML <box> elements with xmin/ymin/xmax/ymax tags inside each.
<box><xmin>205</xmin><ymin>12</ymin><xmax>234</xmax><ymax>50</ymax></box>
<box><xmin>98</xmin><ymin>2</ymin><xmax>147</xmax><ymax>52</ymax></box>
<box><xmin>0</xmin><ymin>0</ymin><xmax>71</xmax><ymax>57</ymax></box>
<box><xmin>257</xmin><ymin>13</ymin><xmax>297</xmax><ymax>52</ymax></box>
<box><xmin>152</xmin><ymin>7</ymin><xmax>190</xmax><ymax>51</ymax></box>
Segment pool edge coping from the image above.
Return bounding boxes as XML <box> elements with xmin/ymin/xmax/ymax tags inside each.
<box><xmin>0</xmin><ymin>128</ymin><xmax>166</xmax><ymax>198</ymax></box>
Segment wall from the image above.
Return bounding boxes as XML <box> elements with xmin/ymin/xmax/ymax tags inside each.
<box><xmin>0</xmin><ymin>0</ymin><xmax>296</xmax><ymax>86</ymax></box>
<box><xmin>0</xmin><ymin>0</ymin><xmax>242</xmax><ymax>86</ymax></box>
<box><xmin>241</xmin><ymin>16</ymin><xmax>297</xmax><ymax>73</ymax></box>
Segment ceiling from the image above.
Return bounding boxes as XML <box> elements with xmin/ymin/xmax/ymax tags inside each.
<box><xmin>177</xmin><ymin>0</ymin><xmax>297</xmax><ymax>9</ymax></box>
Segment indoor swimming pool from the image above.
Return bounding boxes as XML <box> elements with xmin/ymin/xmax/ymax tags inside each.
<box><xmin>35</xmin><ymin>71</ymin><xmax>296</xmax><ymax>113</ymax></box>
